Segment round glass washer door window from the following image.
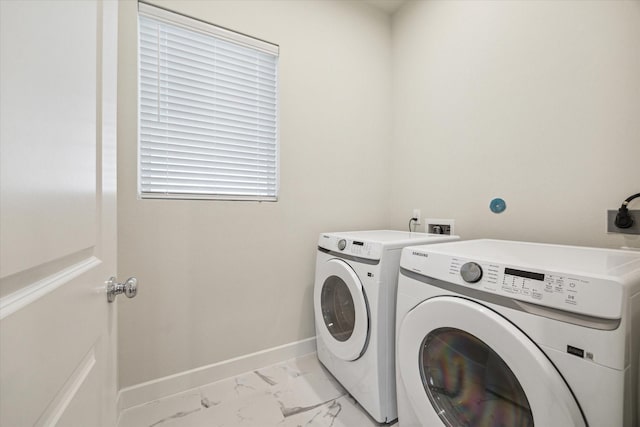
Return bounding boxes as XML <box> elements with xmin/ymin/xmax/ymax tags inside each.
<box><xmin>321</xmin><ymin>275</ymin><xmax>356</xmax><ymax>342</ymax></box>
<box><xmin>397</xmin><ymin>296</ymin><xmax>586</xmax><ymax>426</ymax></box>
<box><xmin>313</xmin><ymin>258</ymin><xmax>369</xmax><ymax>361</ymax></box>
<box><xmin>420</xmin><ymin>327</ymin><xmax>534</xmax><ymax>427</ymax></box>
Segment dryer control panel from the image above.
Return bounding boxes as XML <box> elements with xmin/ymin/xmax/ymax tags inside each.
<box><xmin>402</xmin><ymin>248</ymin><xmax>626</xmax><ymax>320</ymax></box>
<box><xmin>318</xmin><ymin>234</ymin><xmax>382</xmax><ymax>261</ymax></box>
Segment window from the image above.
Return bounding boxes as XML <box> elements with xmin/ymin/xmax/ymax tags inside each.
<box><xmin>138</xmin><ymin>3</ymin><xmax>279</xmax><ymax>200</ymax></box>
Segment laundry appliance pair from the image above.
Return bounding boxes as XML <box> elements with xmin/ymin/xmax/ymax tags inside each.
<box><xmin>395</xmin><ymin>239</ymin><xmax>640</xmax><ymax>427</ymax></box>
<box><xmin>313</xmin><ymin>230</ymin><xmax>459</xmax><ymax>423</ymax></box>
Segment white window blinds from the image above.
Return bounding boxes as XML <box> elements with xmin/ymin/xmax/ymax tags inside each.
<box><xmin>138</xmin><ymin>3</ymin><xmax>279</xmax><ymax>200</ymax></box>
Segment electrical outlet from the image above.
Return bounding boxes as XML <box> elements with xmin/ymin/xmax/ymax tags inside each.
<box><xmin>412</xmin><ymin>209</ymin><xmax>421</xmax><ymax>225</ymax></box>
<box><xmin>426</xmin><ymin>218</ymin><xmax>455</xmax><ymax>235</ymax></box>
<box><xmin>607</xmin><ymin>210</ymin><xmax>640</xmax><ymax>235</ymax></box>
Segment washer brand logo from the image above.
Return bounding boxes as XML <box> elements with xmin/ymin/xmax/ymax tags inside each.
<box><xmin>412</xmin><ymin>252</ymin><xmax>428</xmax><ymax>258</ymax></box>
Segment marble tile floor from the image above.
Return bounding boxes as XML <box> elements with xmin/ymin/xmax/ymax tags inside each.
<box><xmin>118</xmin><ymin>353</ymin><xmax>398</xmax><ymax>427</ymax></box>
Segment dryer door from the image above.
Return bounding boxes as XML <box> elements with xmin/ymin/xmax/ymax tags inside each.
<box><xmin>314</xmin><ymin>258</ymin><xmax>369</xmax><ymax>361</ymax></box>
<box><xmin>397</xmin><ymin>296</ymin><xmax>586</xmax><ymax>427</ymax></box>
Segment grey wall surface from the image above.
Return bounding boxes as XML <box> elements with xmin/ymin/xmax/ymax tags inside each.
<box><xmin>117</xmin><ymin>0</ymin><xmax>640</xmax><ymax>390</ymax></box>
<box><xmin>390</xmin><ymin>0</ymin><xmax>640</xmax><ymax>248</ymax></box>
<box><xmin>117</xmin><ymin>0</ymin><xmax>392</xmax><ymax>388</ymax></box>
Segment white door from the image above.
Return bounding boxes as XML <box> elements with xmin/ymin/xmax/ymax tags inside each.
<box><xmin>397</xmin><ymin>296</ymin><xmax>586</xmax><ymax>426</ymax></box>
<box><xmin>0</xmin><ymin>1</ymin><xmax>120</xmax><ymax>425</ymax></box>
<box><xmin>314</xmin><ymin>258</ymin><xmax>369</xmax><ymax>361</ymax></box>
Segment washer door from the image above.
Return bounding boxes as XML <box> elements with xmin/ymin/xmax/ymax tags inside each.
<box><xmin>398</xmin><ymin>296</ymin><xmax>586</xmax><ymax>426</ymax></box>
<box><xmin>314</xmin><ymin>258</ymin><xmax>369</xmax><ymax>361</ymax></box>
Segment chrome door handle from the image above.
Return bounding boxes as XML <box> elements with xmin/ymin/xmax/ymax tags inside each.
<box><xmin>107</xmin><ymin>277</ymin><xmax>138</xmax><ymax>303</ymax></box>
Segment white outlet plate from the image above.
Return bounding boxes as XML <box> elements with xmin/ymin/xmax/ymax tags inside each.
<box><xmin>412</xmin><ymin>209</ymin><xmax>421</xmax><ymax>224</ymax></box>
<box><xmin>425</xmin><ymin>218</ymin><xmax>455</xmax><ymax>235</ymax></box>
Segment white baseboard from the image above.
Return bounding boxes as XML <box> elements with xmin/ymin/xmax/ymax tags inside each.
<box><xmin>117</xmin><ymin>337</ymin><xmax>316</xmax><ymax>413</ymax></box>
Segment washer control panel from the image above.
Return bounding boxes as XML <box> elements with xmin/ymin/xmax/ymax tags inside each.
<box><xmin>319</xmin><ymin>234</ymin><xmax>382</xmax><ymax>260</ymax></box>
<box><xmin>403</xmin><ymin>249</ymin><xmax>624</xmax><ymax>319</ymax></box>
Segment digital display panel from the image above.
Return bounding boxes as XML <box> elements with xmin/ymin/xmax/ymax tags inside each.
<box><xmin>352</xmin><ymin>241</ymin><xmax>364</xmax><ymax>246</ymax></box>
<box><xmin>504</xmin><ymin>268</ymin><xmax>545</xmax><ymax>281</ymax></box>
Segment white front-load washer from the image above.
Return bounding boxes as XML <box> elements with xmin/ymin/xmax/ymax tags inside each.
<box><xmin>314</xmin><ymin>230</ymin><xmax>459</xmax><ymax>423</ymax></box>
<box><xmin>395</xmin><ymin>239</ymin><xmax>640</xmax><ymax>427</ymax></box>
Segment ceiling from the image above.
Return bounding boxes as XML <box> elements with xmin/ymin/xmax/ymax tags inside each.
<box><xmin>363</xmin><ymin>0</ymin><xmax>407</xmax><ymax>14</ymax></box>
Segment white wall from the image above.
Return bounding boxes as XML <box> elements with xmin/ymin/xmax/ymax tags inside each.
<box><xmin>117</xmin><ymin>0</ymin><xmax>392</xmax><ymax>388</ymax></box>
<box><xmin>118</xmin><ymin>0</ymin><xmax>640</xmax><ymax>391</ymax></box>
<box><xmin>390</xmin><ymin>0</ymin><xmax>640</xmax><ymax>248</ymax></box>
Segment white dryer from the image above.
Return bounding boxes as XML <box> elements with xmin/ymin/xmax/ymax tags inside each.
<box><xmin>395</xmin><ymin>239</ymin><xmax>640</xmax><ymax>427</ymax></box>
<box><xmin>314</xmin><ymin>230</ymin><xmax>459</xmax><ymax>423</ymax></box>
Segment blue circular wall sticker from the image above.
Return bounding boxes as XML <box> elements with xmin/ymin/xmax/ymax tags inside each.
<box><xmin>490</xmin><ymin>198</ymin><xmax>506</xmax><ymax>214</ymax></box>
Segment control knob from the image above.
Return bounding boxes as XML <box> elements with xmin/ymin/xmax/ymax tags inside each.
<box><xmin>337</xmin><ymin>239</ymin><xmax>347</xmax><ymax>251</ymax></box>
<box><xmin>460</xmin><ymin>262</ymin><xmax>483</xmax><ymax>283</ymax></box>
